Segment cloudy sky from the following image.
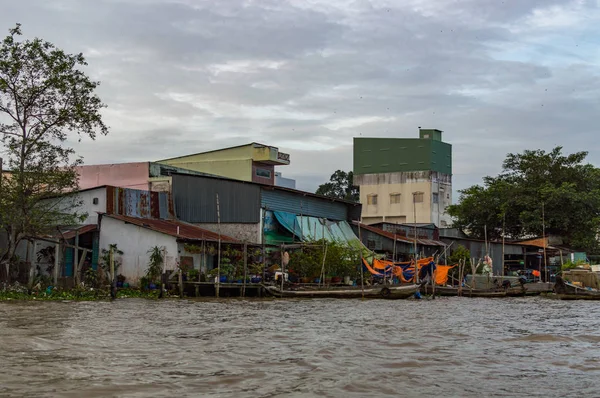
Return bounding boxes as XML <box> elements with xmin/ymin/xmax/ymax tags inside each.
<box><xmin>1</xmin><ymin>0</ymin><xmax>599</xmax><ymax>196</ymax></box>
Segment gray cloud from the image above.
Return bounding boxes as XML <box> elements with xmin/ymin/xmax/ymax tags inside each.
<box><xmin>2</xmin><ymin>0</ymin><xmax>599</xmax><ymax>198</ymax></box>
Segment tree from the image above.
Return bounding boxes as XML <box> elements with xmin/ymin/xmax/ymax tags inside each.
<box><xmin>315</xmin><ymin>170</ymin><xmax>359</xmax><ymax>202</ymax></box>
<box><xmin>447</xmin><ymin>147</ymin><xmax>600</xmax><ymax>252</ymax></box>
<box><xmin>0</xmin><ymin>24</ymin><xmax>108</xmax><ymax>282</ymax></box>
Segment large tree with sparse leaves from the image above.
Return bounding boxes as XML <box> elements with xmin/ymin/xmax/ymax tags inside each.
<box><xmin>0</xmin><ymin>24</ymin><xmax>108</xmax><ymax>282</ymax></box>
<box><xmin>447</xmin><ymin>147</ymin><xmax>600</xmax><ymax>252</ymax></box>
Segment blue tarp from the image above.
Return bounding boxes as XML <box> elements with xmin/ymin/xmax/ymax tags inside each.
<box><xmin>273</xmin><ymin>211</ymin><xmax>304</xmax><ymax>240</ymax></box>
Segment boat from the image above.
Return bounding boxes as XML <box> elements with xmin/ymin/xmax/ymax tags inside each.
<box><xmin>553</xmin><ymin>276</ymin><xmax>600</xmax><ymax>300</ymax></box>
<box><xmin>263</xmin><ymin>283</ymin><xmax>419</xmax><ymax>299</ymax></box>
<box><xmin>421</xmin><ymin>284</ymin><xmax>527</xmax><ymax>298</ymax></box>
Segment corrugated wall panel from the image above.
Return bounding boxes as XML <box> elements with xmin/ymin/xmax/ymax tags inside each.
<box><xmin>172</xmin><ymin>174</ymin><xmax>260</xmax><ymax>223</ymax></box>
<box><xmin>106</xmin><ymin>186</ymin><xmax>173</xmax><ymax>220</ymax></box>
<box><xmin>261</xmin><ymin>189</ymin><xmax>347</xmax><ymax>221</ymax></box>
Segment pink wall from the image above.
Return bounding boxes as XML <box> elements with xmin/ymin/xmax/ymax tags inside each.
<box><xmin>77</xmin><ymin>162</ymin><xmax>150</xmax><ymax>190</ymax></box>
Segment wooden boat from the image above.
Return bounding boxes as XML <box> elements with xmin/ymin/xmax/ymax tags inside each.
<box><xmin>553</xmin><ymin>276</ymin><xmax>600</xmax><ymax>299</ymax></box>
<box><xmin>264</xmin><ymin>284</ymin><xmax>419</xmax><ymax>299</ymax></box>
<box><xmin>421</xmin><ymin>285</ymin><xmax>514</xmax><ymax>298</ymax></box>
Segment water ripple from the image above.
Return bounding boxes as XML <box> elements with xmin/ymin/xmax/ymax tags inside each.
<box><xmin>1</xmin><ymin>297</ymin><xmax>600</xmax><ymax>397</ymax></box>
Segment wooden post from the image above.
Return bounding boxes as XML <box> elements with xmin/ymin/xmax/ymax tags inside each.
<box><xmin>458</xmin><ymin>259</ymin><xmax>464</xmax><ymax>297</ymax></box>
<box><xmin>502</xmin><ymin>212</ymin><xmax>506</xmax><ymax>280</ymax></box>
<box><xmin>412</xmin><ymin>192</ymin><xmax>419</xmax><ymax>284</ymax></box>
<box><xmin>216</xmin><ymin>193</ymin><xmax>221</xmax><ymax>298</ymax></box>
<box><xmin>178</xmin><ymin>265</ymin><xmax>184</xmax><ymax>298</ymax></box>
<box><xmin>26</xmin><ymin>240</ymin><xmax>33</xmax><ymax>290</ymax></box>
<box><xmin>357</xmin><ymin>222</ymin><xmax>364</xmax><ymax>300</ymax></box>
<box><xmin>542</xmin><ymin>202</ymin><xmax>548</xmax><ymax>283</ymax></box>
<box><xmin>242</xmin><ymin>242</ymin><xmax>248</xmax><ymax>297</ymax></box>
<box><xmin>320</xmin><ymin>243</ymin><xmax>328</xmax><ymax>287</ymax></box>
<box><xmin>159</xmin><ymin>247</ymin><xmax>166</xmax><ymax>299</ymax></box>
<box><xmin>53</xmin><ymin>243</ymin><xmax>60</xmax><ymax>286</ymax></box>
<box><xmin>280</xmin><ymin>244</ymin><xmax>285</xmax><ymax>293</ymax></box>
<box><xmin>261</xmin><ymin>208</ymin><xmax>266</xmax><ymax>282</ymax></box>
<box><xmin>74</xmin><ymin>231</ymin><xmax>80</xmax><ymax>285</ymax></box>
<box><xmin>109</xmin><ymin>246</ymin><xmax>116</xmax><ymax>299</ymax></box>
<box><xmin>431</xmin><ymin>263</ymin><xmax>436</xmax><ymax>299</ymax></box>
<box><xmin>391</xmin><ymin>232</ymin><xmax>397</xmax><ymax>286</ymax></box>
<box><xmin>77</xmin><ymin>249</ymin><xmax>88</xmax><ymax>287</ymax></box>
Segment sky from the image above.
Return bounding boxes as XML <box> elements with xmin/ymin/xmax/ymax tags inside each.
<box><xmin>1</xmin><ymin>0</ymin><xmax>599</xmax><ymax>198</ymax></box>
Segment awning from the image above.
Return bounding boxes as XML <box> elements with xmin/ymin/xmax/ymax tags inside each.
<box><xmin>57</xmin><ymin>224</ymin><xmax>98</xmax><ymax>240</ymax></box>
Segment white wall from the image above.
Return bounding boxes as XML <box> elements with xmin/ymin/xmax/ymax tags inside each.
<box><xmin>43</xmin><ymin>186</ymin><xmax>107</xmax><ymax>225</ymax></box>
<box><xmin>99</xmin><ymin>216</ymin><xmax>178</xmax><ymax>284</ymax></box>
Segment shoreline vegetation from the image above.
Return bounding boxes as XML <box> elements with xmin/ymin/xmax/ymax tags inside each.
<box><xmin>0</xmin><ymin>284</ymin><xmax>163</xmax><ymax>301</ymax></box>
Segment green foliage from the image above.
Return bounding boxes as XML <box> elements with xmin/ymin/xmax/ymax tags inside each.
<box><xmin>561</xmin><ymin>260</ymin><xmax>588</xmax><ymax>271</ymax></box>
<box><xmin>146</xmin><ymin>246</ymin><xmax>164</xmax><ymax>283</ymax></box>
<box><xmin>289</xmin><ymin>240</ymin><xmax>361</xmax><ymax>280</ymax></box>
<box><xmin>100</xmin><ymin>244</ymin><xmax>123</xmax><ymax>279</ymax></box>
<box><xmin>447</xmin><ymin>147</ymin><xmax>600</xmax><ymax>252</ymax></box>
<box><xmin>315</xmin><ymin>170</ymin><xmax>359</xmax><ymax>202</ymax></box>
<box><xmin>447</xmin><ymin>245</ymin><xmax>471</xmax><ymax>265</ymax></box>
<box><xmin>84</xmin><ymin>268</ymin><xmax>99</xmax><ymax>288</ymax></box>
<box><xmin>0</xmin><ymin>24</ymin><xmax>108</xmax><ymax>280</ymax></box>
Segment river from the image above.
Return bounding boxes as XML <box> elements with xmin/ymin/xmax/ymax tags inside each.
<box><xmin>1</xmin><ymin>297</ymin><xmax>599</xmax><ymax>397</ymax></box>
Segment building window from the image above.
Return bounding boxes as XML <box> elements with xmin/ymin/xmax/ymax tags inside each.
<box><xmin>447</xmin><ymin>193</ymin><xmax>450</xmax><ymax>199</ymax></box>
<box><xmin>390</xmin><ymin>193</ymin><xmax>401</xmax><ymax>204</ymax></box>
<box><xmin>432</xmin><ymin>193</ymin><xmax>439</xmax><ymax>204</ymax></box>
<box><xmin>413</xmin><ymin>192</ymin><xmax>424</xmax><ymax>203</ymax></box>
<box><xmin>255</xmin><ymin>168</ymin><xmax>271</xmax><ymax>179</ymax></box>
<box><xmin>367</xmin><ymin>194</ymin><xmax>378</xmax><ymax>205</ymax></box>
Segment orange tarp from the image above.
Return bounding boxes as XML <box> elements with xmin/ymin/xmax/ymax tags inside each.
<box><xmin>362</xmin><ymin>258</ymin><xmax>384</xmax><ymax>276</ymax></box>
<box><xmin>373</xmin><ymin>258</ymin><xmax>394</xmax><ymax>270</ymax></box>
<box><xmin>434</xmin><ymin>265</ymin><xmax>455</xmax><ymax>286</ymax></box>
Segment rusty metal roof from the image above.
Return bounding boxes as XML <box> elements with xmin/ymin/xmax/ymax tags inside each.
<box><xmin>103</xmin><ymin>214</ymin><xmax>238</xmax><ymax>243</ymax></box>
<box><xmin>354</xmin><ymin>222</ymin><xmax>446</xmax><ymax>247</ymax></box>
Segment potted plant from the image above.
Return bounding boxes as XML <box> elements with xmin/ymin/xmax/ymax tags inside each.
<box><xmin>116</xmin><ymin>274</ymin><xmax>126</xmax><ymax>288</ymax></box>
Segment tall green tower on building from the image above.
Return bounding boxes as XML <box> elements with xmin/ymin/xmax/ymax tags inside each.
<box><xmin>353</xmin><ymin>128</ymin><xmax>452</xmax><ymax>227</ymax></box>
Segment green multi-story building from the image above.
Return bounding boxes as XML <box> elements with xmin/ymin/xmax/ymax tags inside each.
<box><xmin>353</xmin><ymin>129</ymin><xmax>452</xmax><ymax>227</ymax></box>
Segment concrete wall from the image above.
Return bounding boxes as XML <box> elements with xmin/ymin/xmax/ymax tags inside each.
<box><xmin>73</xmin><ymin>187</ymin><xmax>107</xmax><ymax>225</ymax></box>
<box><xmin>275</xmin><ymin>173</ymin><xmax>296</xmax><ymax>189</ymax></box>
<box><xmin>41</xmin><ymin>186</ymin><xmax>107</xmax><ymax>226</ymax></box>
<box><xmin>357</xmin><ymin>171</ymin><xmax>452</xmax><ymax>227</ymax></box>
<box><xmin>76</xmin><ymin>162</ymin><xmax>150</xmax><ymax>190</ymax></box>
<box><xmin>159</xmin><ymin>159</ymin><xmax>253</xmax><ymax>182</ymax></box>
<box><xmin>195</xmin><ymin>223</ymin><xmax>261</xmax><ymax>244</ymax></box>
<box><xmin>99</xmin><ymin>216</ymin><xmax>178</xmax><ymax>284</ymax></box>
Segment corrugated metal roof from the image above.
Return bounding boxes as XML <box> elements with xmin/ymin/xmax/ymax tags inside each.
<box><xmin>354</xmin><ymin>222</ymin><xmax>445</xmax><ymax>247</ymax></box>
<box><xmin>103</xmin><ymin>214</ymin><xmax>238</xmax><ymax>243</ymax></box>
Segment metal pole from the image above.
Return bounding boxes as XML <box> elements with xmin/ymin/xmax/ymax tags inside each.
<box><xmin>216</xmin><ymin>193</ymin><xmax>221</xmax><ymax>298</ymax></box>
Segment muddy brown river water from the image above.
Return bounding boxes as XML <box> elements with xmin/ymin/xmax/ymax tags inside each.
<box><xmin>1</xmin><ymin>297</ymin><xmax>600</xmax><ymax>397</ymax></box>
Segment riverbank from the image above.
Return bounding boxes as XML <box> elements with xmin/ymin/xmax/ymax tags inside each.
<box><xmin>0</xmin><ymin>286</ymin><xmax>162</xmax><ymax>301</ymax></box>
